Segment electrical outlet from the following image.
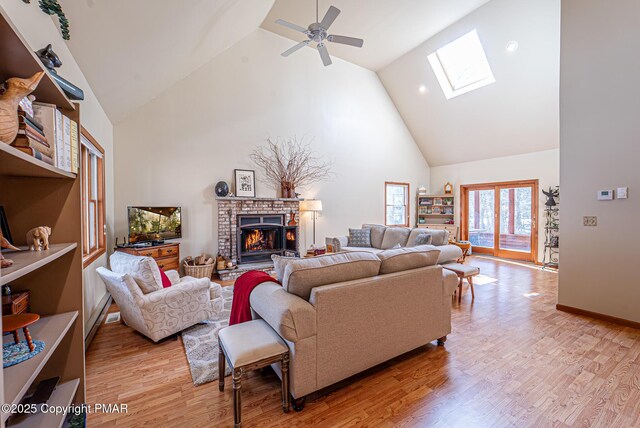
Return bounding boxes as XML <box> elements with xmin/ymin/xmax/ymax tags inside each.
<box><xmin>583</xmin><ymin>216</ymin><xmax>597</xmax><ymax>226</ymax></box>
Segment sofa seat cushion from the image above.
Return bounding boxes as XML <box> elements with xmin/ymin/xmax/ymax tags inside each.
<box><xmin>380</xmin><ymin>227</ymin><xmax>411</xmax><ymax>249</ymax></box>
<box><xmin>341</xmin><ymin>246</ymin><xmax>383</xmax><ymax>254</ymax></box>
<box><xmin>362</xmin><ymin>224</ymin><xmax>387</xmax><ymax>248</ymax></box>
<box><xmin>436</xmin><ymin>245</ymin><xmax>464</xmax><ymax>264</ymax></box>
<box><xmin>110</xmin><ymin>251</ymin><xmax>162</xmax><ymax>294</ymax></box>
<box><xmin>219</xmin><ymin>319</ymin><xmax>288</xmax><ymax>367</ymax></box>
<box><xmin>407</xmin><ymin>228</ymin><xmax>450</xmax><ymax>247</ymax></box>
<box><xmin>377</xmin><ymin>245</ymin><xmax>441</xmax><ymax>274</ymax></box>
<box><xmin>282</xmin><ymin>252</ymin><xmax>381</xmax><ymax>300</ymax></box>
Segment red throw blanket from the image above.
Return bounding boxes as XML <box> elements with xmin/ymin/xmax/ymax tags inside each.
<box><xmin>229</xmin><ymin>270</ymin><xmax>279</xmax><ymax>325</ymax></box>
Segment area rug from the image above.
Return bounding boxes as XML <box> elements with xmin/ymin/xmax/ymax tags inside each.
<box><xmin>181</xmin><ymin>286</ymin><xmax>234</xmax><ymax>386</ymax></box>
<box><xmin>3</xmin><ymin>340</ymin><xmax>45</xmax><ymax>368</ymax></box>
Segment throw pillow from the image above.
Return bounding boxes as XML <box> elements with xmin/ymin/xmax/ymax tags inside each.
<box><xmin>271</xmin><ymin>254</ymin><xmax>297</xmax><ymax>282</ymax></box>
<box><xmin>348</xmin><ymin>228</ymin><xmax>372</xmax><ymax>247</ymax></box>
<box><xmin>159</xmin><ymin>268</ymin><xmax>172</xmax><ymax>288</ymax></box>
<box><xmin>414</xmin><ymin>233</ymin><xmax>433</xmax><ymax>246</ymax></box>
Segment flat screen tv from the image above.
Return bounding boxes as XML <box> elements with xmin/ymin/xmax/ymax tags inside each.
<box><xmin>128</xmin><ymin>206</ymin><xmax>181</xmax><ymax>243</ymax></box>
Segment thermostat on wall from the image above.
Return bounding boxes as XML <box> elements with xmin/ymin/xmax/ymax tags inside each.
<box><xmin>597</xmin><ymin>189</ymin><xmax>614</xmax><ymax>200</ymax></box>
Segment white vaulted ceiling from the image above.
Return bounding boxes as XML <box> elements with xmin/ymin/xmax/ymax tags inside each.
<box><xmin>261</xmin><ymin>0</ymin><xmax>490</xmax><ymax>71</ymax></box>
<box><xmin>57</xmin><ymin>0</ymin><xmax>276</xmax><ymax>123</ymax></box>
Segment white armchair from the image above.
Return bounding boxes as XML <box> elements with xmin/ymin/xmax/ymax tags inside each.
<box><xmin>96</xmin><ymin>252</ymin><xmax>224</xmax><ymax>342</ymax></box>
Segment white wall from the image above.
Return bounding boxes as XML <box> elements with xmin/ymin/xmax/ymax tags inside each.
<box><xmin>378</xmin><ymin>0</ymin><xmax>560</xmax><ymax>166</ymax></box>
<box><xmin>0</xmin><ymin>1</ymin><xmax>114</xmax><ymax>332</ymax></box>
<box><xmin>559</xmin><ymin>0</ymin><xmax>640</xmax><ymax>323</ymax></box>
<box><xmin>114</xmin><ymin>29</ymin><xmax>430</xmax><ymax>258</ymax></box>
<box><xmin>430</xmin><ymin>149</ymin><xmax>559</xmax><ymax>262</ymax></box>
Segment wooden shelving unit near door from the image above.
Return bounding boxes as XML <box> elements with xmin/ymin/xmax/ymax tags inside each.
<box><xmin>0</xmin><ymin>7</ymin><xmax>85</xmax><ymax>426</ymax></box>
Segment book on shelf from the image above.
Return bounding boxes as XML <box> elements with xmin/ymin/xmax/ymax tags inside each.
<box><xmin>70</xmin><ymin>120</ymin><xmax>79</xmax><ymax>173</ymax></box>
<box><xmin>16</xmin><ymin>123</ymin><xmax>49</xmax><ymax>146</ymax></box>
<box><xmin>33</xmin><ymin>102</ymin><xmax>59</xmax><ymax>167</ymax></box>
<box><xmin>12</xmin><ymin>135</ymin><xmax>54</xmax><ymax>158</ymax></box>
<box><xmin>17</xmin><ymin>113</ymin><xmax>45</xmax><ymax>135</ymax></box>
<box><xmin>63</xmin><ymin>115</ymin><xmax>72</xmax><ymax>172</ymax></box>
<box><xmin>14</xmin><ymin>146</ymin><xmax>54</xmax><ymax>165</ymax></box>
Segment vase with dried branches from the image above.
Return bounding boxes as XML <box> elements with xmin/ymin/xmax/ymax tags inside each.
<box><xmin>250</xmin><ymin>137</ymin><xmax>333</xmax><ymax>198</ymax></box>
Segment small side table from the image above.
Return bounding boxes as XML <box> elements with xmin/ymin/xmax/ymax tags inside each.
<box><xmin>3</xmin><ymin>313</ymin><xmax>40</xmax><ymax>352</ymax></box>
<box><xmin>219</xmin><ymin>319</ymin><xmax>290</xmax><ymax>427</ymax></box>
<box><xmin>453</xmin><ymin>241</ymin><xmax>472</xmax><ymax>263</ymax></box>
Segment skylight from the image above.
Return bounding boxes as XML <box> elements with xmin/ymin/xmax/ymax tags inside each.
<box><xmin>428</xmin><ymin>30</ymin><xmax>495</xmax><ymax>99</ymax></box>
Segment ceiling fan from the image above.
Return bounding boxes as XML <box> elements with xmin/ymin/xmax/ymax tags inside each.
<box><xmin>275</xmin><ymin>0</ymin><xmax>364</xmax><ymax>66</ymax></box>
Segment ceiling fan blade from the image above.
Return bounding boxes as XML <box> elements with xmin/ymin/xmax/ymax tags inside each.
<box><xmin>328</xmin><ymin>35</ymin><xmax>364</xmax><ymax>48</ymax></box>
<box><xmin>320</xmin><ymin>6</ymin><xmax>340</xmax><ymax>30</ymax></box>
<box><xmin>275</xmin><ymin>19</ymin><xmax>309</xmax><ymax>34</ymax></box>
<box><xmin>281</xmin><ymin>40</ymin><xmax>311</xmax><ymax>57</ymax></box>
<box><xmin>317</xmin><ymin>43</ymin><xmax>332</xmax><ymax>66</ymax></box>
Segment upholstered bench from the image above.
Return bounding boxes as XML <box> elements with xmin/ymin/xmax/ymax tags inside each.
<box><xmin>218</xmin><ymin>319</ymin><xmax>290</xmax><ymax>427</ymax></box>
<box><xmin>443</xmin><ymin>263</ymin><xmax>480</xmax><ymax>302</ymax></box>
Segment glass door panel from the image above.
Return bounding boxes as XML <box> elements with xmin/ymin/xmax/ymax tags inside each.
<box><xmin>467</xmin><ymin>189</ymin><xmax>495</xmax><ymax>249</ymax></box>
<box><xmin>499</xmin><ymin>187</ymin><xmax>532</xmax><ymax>253</ymax></box>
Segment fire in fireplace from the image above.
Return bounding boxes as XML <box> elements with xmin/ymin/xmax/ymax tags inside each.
<box><xmin>243</xmin><ymin>228</ymin><xmax>277</xmax><ymax>252</ymax></box>
<box><xmin>236</xmin><ymin>214</ymin><xmax>299</xmax><ymax>264</ymax></box>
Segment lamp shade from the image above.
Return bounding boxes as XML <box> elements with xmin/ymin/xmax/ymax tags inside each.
<box><xmin>300</xmin><ymin>199</ymin><xmax>322</xmax><ymax>212</ymax></box>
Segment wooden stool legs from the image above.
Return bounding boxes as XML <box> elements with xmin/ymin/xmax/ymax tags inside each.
<box><xmin>23</xmin><ymin>327</ymin><xmax>35</xmax><ymax>352</ymax></box>
<box><xmin>11</xmin><ymin>327</ymin><xmax>35</xmax><ymax>352</ymax></box>
<box><xmin>218</xmin><ymin>346</ymin><xmax>225</xmax><ymax>392</ymax></box>
<box><xmin>218</xmin><ymin>339</ymin><xmax>290</xmax><ymax>427</ymax></box>
<box><xmin>281</xmin><ymin>354</ymin><xmax>290</xmax><ymax>413</ymax></box>
<box><xmin>232</xmin><ymin>368</ymin><xmax>243</xmax><ymax>427</ymax></box>
<box><xmin>456</xmin><ymin>276</ymin><xmax>475</xmax><ymax>303</ymax></box>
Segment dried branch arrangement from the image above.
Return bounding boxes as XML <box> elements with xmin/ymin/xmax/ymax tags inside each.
<box><xmin>250</xmin><ymin>137</ymin><xmax>333</xmax><ymax>198</ymax></box>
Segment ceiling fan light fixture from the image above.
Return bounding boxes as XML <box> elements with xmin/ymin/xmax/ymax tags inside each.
<box><xmin>275</xmin><ymin>1</ymin><xmax>364</xmax><ymax>66</ymax></box>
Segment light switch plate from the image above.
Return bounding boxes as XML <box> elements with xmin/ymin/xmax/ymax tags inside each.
<box><xmin>583</xmin><ymin>216</ymin><xmax>597</xmax><ymax>226</ymax></box>
<box><xmin>616</xmin><ymin>187</ymin><xmax>628</xmax><ymax>199</ymax></box>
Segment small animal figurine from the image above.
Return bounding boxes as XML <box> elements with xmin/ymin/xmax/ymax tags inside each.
<box><xmin>36</xmin><ymin>44</ymin><xmax>63</xmax><ymax>73</ymax></box>
<box><xmin>0</xmin><ymin>72</ymin><xmax>45</xmax><ymax>144</ymax></box>
<box><xmin>26</xmin><ymin>226</ymin><xmax>52</xmax><ymax>251</ymax></box>
<box><xmin>0</xmin><ymin>229</ymin><xmax>19</xmax><ymax>268</ymax></box>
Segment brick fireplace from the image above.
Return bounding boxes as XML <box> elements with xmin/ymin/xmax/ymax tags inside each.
<box><xmin>217</xmin><ymin>197</ymin><xmax>301</xmax><ymax>265</ymax></box>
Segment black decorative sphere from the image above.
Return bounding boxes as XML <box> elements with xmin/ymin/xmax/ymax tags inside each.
<box><xmin>215</xmin><ymin>181</ymin><xmax>229</xmax><ymax>197</ymax></box>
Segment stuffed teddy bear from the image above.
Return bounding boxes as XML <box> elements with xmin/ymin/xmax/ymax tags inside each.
<box><xmin>26</xmin><ymin>226</ymin><xmax>52</xmax><ymax>251</ymax></box>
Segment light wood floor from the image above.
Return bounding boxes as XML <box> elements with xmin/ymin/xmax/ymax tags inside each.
<box><xmin>85</xmin><ymin>256</ymin><xmax>640</xmax><ymax>427</ymax></box>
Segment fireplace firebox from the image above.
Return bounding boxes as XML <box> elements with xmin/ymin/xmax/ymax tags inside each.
<box><xmin>237</xmin><ymin>214</ymin><xmax>298</xmax><ymax>264</ymax></box>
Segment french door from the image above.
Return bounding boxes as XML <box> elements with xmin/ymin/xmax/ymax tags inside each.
<box><xmin>461</xmin><ymin>180</ymin><xmax>538</xmax><ymax>262</ymax></box>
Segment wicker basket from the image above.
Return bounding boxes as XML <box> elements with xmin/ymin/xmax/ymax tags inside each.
<box><xmin>183</xmin><ymin>261</ymin><xmax>215</xmax><ymax>279</ymax></box>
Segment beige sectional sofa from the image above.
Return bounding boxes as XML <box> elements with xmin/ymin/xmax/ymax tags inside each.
<box><xmin>326</xmin><ymin>224</ymin><xmax>463</xmax><ymax>264</ymax></box>
<box><xmin>250</xmin><ymin>248</ymin><xmax>459</xmax><ymax>406</ymax></box>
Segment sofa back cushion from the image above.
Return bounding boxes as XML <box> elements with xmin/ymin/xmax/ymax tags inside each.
<box><xmin>109</xmin><ymin>251</ymin><xmax>162</xmax><ymax>294</ymax></box>
<box><xmin>380</xmin><ymin>227</ymin><xmax>411</xmax><ymax>249</ymax></box>
<box><xmin>407</xmin><ymin>228</ymin><xmax>449</xmax><ymax>247</ymax></box>
<box><xmin>271</xmin><ymin>254</ymin><xmax>298</xmax><ymax>282</ymax></box>
<box><xmin>283</xmin><ymin>252</ymin><xmax>381</xmax><ymax>300</ymax></box>
<box><xmin>377</xmin><ymin>245</ymin><xmax>441</xmax><ymax>274</ymax></box>
<box><xmin>362</xmin><ymin>224</ymin><xmax>387</xmax><ymax>248</ymax></box>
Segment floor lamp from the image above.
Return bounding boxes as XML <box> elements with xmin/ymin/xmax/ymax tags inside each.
<box><xmin>300</xmin><ymin>199</ymin><xmax>322</xmax><ymax>246</ymax></box>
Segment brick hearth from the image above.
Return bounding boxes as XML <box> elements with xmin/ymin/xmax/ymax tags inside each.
<box><xmin>216</xmin><ymin>196</ymin><xmax>301</xmax><ymax>262</ymax></box>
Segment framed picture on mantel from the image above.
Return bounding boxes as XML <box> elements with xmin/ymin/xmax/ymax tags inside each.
<box><xmin>234</xmin><ymin>169</ymin><xmax>256</xmax><ymax>197</ymax></box>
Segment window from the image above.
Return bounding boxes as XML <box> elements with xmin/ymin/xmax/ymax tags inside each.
<box><xmin>385</xmin><ymin>182</ymin><xmax>409</xmax><ymax>227</ymax></box>
<box><xmin>81</xmin><ymin>128</ymin><xmax>106</xmax><ymax>267</ymax></box>
<box><xmin>428</xmin><ymin>29</ymin><xmax>495</xmax><ymax>99</ymax></box>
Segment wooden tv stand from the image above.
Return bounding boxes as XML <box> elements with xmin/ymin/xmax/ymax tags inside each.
<box><xmin>116</xmin><ymin>242</ymin><xmax>180</xmax><ymax>271</ymax></box>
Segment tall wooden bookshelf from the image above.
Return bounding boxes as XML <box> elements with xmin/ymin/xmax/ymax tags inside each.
<box><xmin>1</xmin><ymin>7</ymin><xmax>85</xmax><ymax>427</ymax></box>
